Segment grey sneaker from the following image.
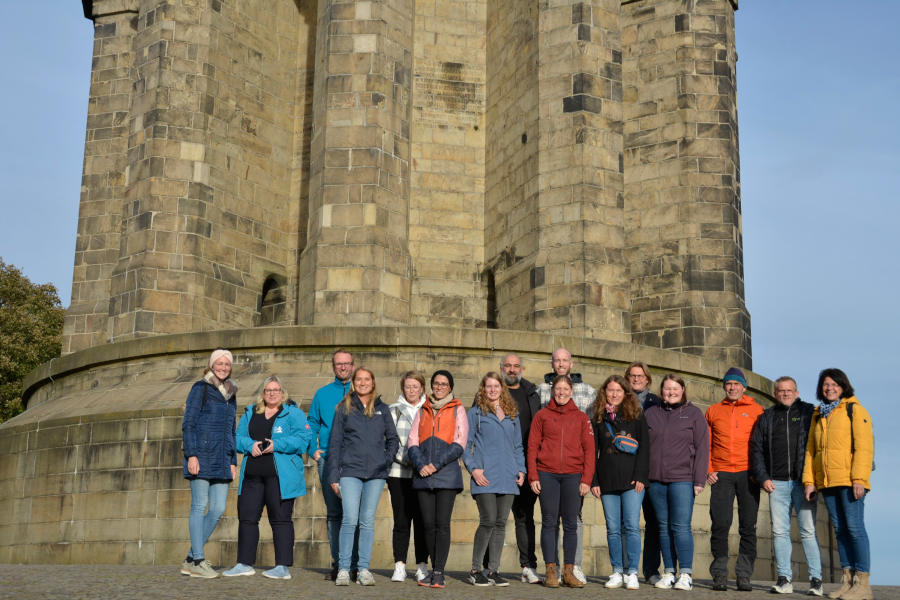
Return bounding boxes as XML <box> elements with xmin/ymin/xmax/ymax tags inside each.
<box><xmin>808</xmin><ymin>578</ymin><xmax>824</xmax><ymax>596</ymax></box>
<box><xmin>335</xmin><ymin>569</ymin><xmax>351</xmax><ymax>586</ymax></box>
<box><xmin>181</xmin><ymin>555</ymin><xmax>193</xmax><ymax>575</ymax></box>
<box><xmin>223</xmin><ymin>563</ymin><xmax>255</xmax><ymax>577</ymax></box>
<box><xmin>356</xmin><ymin>568</ymin><xmax>375</xmax><ymax>586</ymax></box>
<box><xmin>262</xmin><ymin>565</ymin><xmax>291</xmax><ymax>580</ymax></box>
<box><xmin>188</xmin><ymin>559</ymin><xmax>219</xmax><ymax>578</ymax></box>
<box><xmin>771</xmin><ymin>576</ymin><xmax>793</xmax><ymax>594</ymax></box>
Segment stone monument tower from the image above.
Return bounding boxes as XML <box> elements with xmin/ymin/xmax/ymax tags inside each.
<box><xmin>3</xmin><ymin>0</ymin><xmax>833</xmax><ymax>581</ymax></box>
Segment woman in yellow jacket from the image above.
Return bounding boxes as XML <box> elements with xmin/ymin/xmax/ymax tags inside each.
<box><xmin>803</xmin><ymin>368</ymin><xmax>873</xmax><ymax>600</ymax></box>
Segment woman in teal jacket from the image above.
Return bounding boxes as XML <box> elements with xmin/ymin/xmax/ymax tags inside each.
<box><xmin>223</xmin><ymin>375</ymin><xmax>312</xmax><ymax>580</ymax></box>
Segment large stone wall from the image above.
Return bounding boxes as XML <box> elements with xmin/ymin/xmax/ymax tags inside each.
<box><xmin>3</xmin><ymin>327</ymin><xmax>835</xmax><ymax>578</ymax></box>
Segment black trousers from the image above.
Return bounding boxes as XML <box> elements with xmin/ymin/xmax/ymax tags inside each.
<box><xmin>417</xmin><ymin>488</ymin><xmax>457</xmax><ymax>571</ymax></box>
<box><xmin>387</xmin><ymin>477</ymin><xmax>428</xmax><ymax>564</ymax></box>
<box><xmin>709</xmin><ymin>470</ymin><xmax>760</xmax><ymax>578</ymax></box>
<box><xmin>642</xmin><ymin>489</ymin><xmax>662</xmax><ymax>578</ymax></box>
<box><xmin>237</xmin><ymin>474</ymin><xmax>295</xmax><ymax>567</ymax></box>
<box><xmin>512</xmin><ymin>481</ymin><xmax>539</xmax><ymax>568</ymax></box>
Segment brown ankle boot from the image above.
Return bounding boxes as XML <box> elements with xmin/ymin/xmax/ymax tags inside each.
<box><xmin>563</xmin><ymin>564</ymin><xmax>584</xmax><ymax>588</ymax></box>
<box><xmin>829</xmin><ymin>569</ymin><xmax>854</xmax><ymax>599</ymax></box>
<box><xmin>842</xmin><ymin>572</ymin><xmax>873</xmax><ymax>600</ymax></box>
<box><xmin>544</xmin><ymin>563</ymin><xmax>559</xmax><ymax>588</ymax></box>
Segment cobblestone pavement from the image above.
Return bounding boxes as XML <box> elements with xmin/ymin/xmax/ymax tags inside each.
<box><xmin>1</xmin><ymin>565</ymin><xmax>897</xmax><ymax>600</ymax></box>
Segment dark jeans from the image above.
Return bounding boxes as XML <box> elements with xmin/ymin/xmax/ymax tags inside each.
<box><xmin>473</xmin><ymin>493</ymin><xmax>515</xmax><ymax>571</ymax></box>
<box><xmin>709</xmin><ymin>470</ymin><xmax>760</xmax><ymax>578</ymax></box>
<box><xmin>387</xmin><ymin>477</ymin><xmax>428</xmax><ymax>564</ymax></box>
<box><xmin>537</xmin><ymin>471</ymin><xmax>581</xmax><ymax>565</ymax></box>
<box><xmin>512</xmin><ymin>481</ymin><xmax>538</xmax><ymax>568</ymax></box>
<box><xmin>641</xmin><ymin>490</ymin><xmax>662</xmax><ymax>577</ymax></box>
<box><xmin>417</xmin><ymin>488</ymin><xmax>457</xmax><ymax>571</ymax></box>
<box><xmin>236</xmin><ymin>474</ymin><xmax>295</xmax><ymax>567</ymax></box>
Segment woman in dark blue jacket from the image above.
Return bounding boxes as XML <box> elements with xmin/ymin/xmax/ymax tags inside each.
<box><xmin>181</xmin><ymin>348</ymin><xmax>238</xmax><ymax>579</ymax></box>
<box><xmin>326</xmin><ymin>367</ymin><xmax>400</xmax><ymax>586</ymax></box>
<box><xmin>462</xmin><ymin>372</ymin><xmax>526</xmax><ymax>586</ymax></box>
<box><xmin>223</xmin><ymin>375</ymin><xmax>312</xmax><ymax>580</ymax></box>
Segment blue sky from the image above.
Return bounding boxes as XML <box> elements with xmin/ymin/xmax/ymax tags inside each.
<box><xmin>1</xmin><ymin>1</ymin><xmax>897</xmax><ymax>582</ymax></box>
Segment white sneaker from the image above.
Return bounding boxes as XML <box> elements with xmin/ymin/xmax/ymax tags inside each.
<box><xmin>573</xmin><ymin>565</ymin><xmax>587</xmax><ymax>584</ymax></box>
<box><xmin>415</xmin><ymin>562</ymin><xmax>429</xmax><ymax>582</ymax></box>
<box><xmin>625</xmin><ymin>573</ymin><xmax>640</xmax><ymax>590</ymax></box>
<box><xmin>335</xmin><ymin>569</ymin><xmax>350</xmax><ymax>586</ymax></box>
<box><xmin>674</xmin><ymin>573</ymin><xmax>693</xmax><ymax>591</ymax></box>
<box><xmin>655</xmin><ymin>572</ymin><xmax>675</xmax><ymax>589</ymax></box>
<box><xmin>606</xmin><ymin>572</ymin><xmax>624</xmax><ymax>588</ymax></box>
<box><xmin>391</xmin><ymin>561</ymin><xmax>407</xmax><ymax>582</ymax></box>
<box><xmin>521</xmin><ymin>566</ymin><xmax>541</xmax><ymax>584</ymax></box>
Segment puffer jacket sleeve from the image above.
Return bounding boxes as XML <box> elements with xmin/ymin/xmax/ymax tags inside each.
<box><xmin>276</xmin><ymin>407</ymin><xmax>313</xmax><ymax>455</ymax></box>
<box><xmin>802</xmin><ymin>413</ymin><xmax>818</xmax><ymax>486</ymax></box>
<box><xmin>182</xmin><ymin>382</ymin><xmax>205</xmax><ymax>458</ymax></box>
<box><xmin>382</xmin><ymin>406</ymin><xmax>400</xmax><ymax>471</ymax></box>
<box><xmin>227</xmin><ymin>398</ymin><xmax>237</xmax><ymax>467</ymax></box>
<box><xmin>235</xmin><ymin>407</ymin><xmax>254</xmax><ymax>455</ymax></box>
<box><xmin>849</xmin><ymin>401</ymin><xmax>874</xmax><ymax>488</ymax></box>
<box><xmin>749</xmin><ymin>410</ymin><xmax>770</xmax><ymax>484</ymax></box>
<box><xmin>325</xmin><ymin>406</ymin><xmax>345</xmax><ymax>486</ymax></box>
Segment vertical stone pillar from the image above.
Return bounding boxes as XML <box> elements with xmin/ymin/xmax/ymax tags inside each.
<box><xmin>300</xmin><ymin>0</ymin><xmax>414</xmax><ymax>326</ymax></box>
<box><xmin>532</xmin><ymin>0</ymin><xmax>629</xmax><ymax>341</ymax></box>
<box><xmin>63</xmin><ymin>2</ymin><xmax>139</xmax><ymax>353</ymax></box>
<box><xmin>622</xmin><ymin>0</ymin><xmax>750</xmax><ymax>367</ymax></box>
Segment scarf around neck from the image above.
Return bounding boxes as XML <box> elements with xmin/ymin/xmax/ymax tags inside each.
<box><xmin>429</xmin><ymin>395</ymin><xmax>454</xmax><ymax>411</ymax></box>
<box><xmin>204</xmin><ymin>370</ymin><xmax>236</xmax><ymax>401</ymax></box>
<box><xmin>819</xmin><ymin>398</ymin><xmax>841</xmax><ymax>419</ymax></box>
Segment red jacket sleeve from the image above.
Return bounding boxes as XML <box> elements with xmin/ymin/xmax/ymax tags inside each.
<box><xmin>527</xmin><ymin>412</ymin><xmax>543</xmax><ymax>483</ymax></box>
<box><xmin>580</xmin><ymin>413</ymin><xmax>595</xmax><ymax>486</ymax></box>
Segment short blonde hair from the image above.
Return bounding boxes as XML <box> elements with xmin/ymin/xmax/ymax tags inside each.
<box><xmin>255</xmin><ymin>375</ymin><xmax>287</xmax><ymax>414</ymax></box>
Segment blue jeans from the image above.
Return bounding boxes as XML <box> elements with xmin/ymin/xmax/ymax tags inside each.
<box><xmin>188</xmin><ymin>478</ymin><xmax>229</xmax><ymax>560</ymax></box>
<box><xmin>770</xmin><ymin>480</ymin><xmax>821</xmax><ymax>579</ymax></box>
<box><xmin>601</xmin><ymin>488</ymin><xmax>644</xmax><ymax>575</ymax></box>
<box><xmin>338</xmin><ymin>477</ymin><xmax>385</xmax><ymax>570</ymax></box>
<box><xmin>318</xmin><ymin>456</ymin><xmax>357</xmax><ymax>568</ymax></box>
<box><xmin>822</xmin><ymin>486</ymin><xmax>870</xmax><ymax>573</ymax></box>
<box><xmin>649</xmin><ymin>481</ymin><xmax>695</xmax><ymax>573</ymax></box>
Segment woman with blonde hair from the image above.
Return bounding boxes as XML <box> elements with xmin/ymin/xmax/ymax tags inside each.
<box><xmin>462</xmin><ymin>372</ymin><xmax>526</xmax><ymax>586</ymax></box>
<box><xmin>326</xmin><ymin>367</ymin><xmax>400</xmax><ymax>586</ymax></box>
<box><xmin>224</xmin><ymin>375</ymin><xmax>311</xmax><ymax>579</ymax></box>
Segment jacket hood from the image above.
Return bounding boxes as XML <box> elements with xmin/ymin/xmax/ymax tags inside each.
<box><xmin>547</xmin><ymin>397</ymin><xmax>581</xmax><ymax>413</ymax></box>
<box><xmin>543</xmin><ymin>371</ymin><xmax>584</xmax><ymax>384</ymax></box>
<box><xmin>395</xmin><ymin>393</ymin><xmax>427</xmax><ymax>410</ymax></box>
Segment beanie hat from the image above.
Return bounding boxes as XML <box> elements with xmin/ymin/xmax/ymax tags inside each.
<box><xmin>209</xmin><ymin>348</ymin><xmax>234</xmax><ymax>369</ymax></box>
<box><xmin>722</xmin><ymin>367</ymin><xmax>746</xmax><ymax>388</ymax></box>
<box><xmin>430</xmin><ymin>369</ymin><xmax>454</xmax><ymax>391</ymax></box>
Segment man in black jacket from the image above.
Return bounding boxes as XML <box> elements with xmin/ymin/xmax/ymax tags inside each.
<box><xmin>750</xmin><ymin>376</ymin><xmax>823</xmax><ymax>596</ymax></box>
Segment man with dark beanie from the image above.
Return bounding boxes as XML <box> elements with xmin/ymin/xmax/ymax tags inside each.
<box><xmin>706</xmin><ymin>367</ymin><xmax>763</xmax><ymax>592</ymax></box>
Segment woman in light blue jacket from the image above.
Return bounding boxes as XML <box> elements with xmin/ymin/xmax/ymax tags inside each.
<box><xmin>223</xmin><ymin>375</ymin><xmax>311</xmax><ymax>580</ymax></box>
<box><xmin>462</xmin><ymin>371</ymin><xmax>526</xmax><ymax>586</ymax></box>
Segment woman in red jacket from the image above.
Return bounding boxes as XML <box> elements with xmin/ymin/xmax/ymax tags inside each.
<box><xmin>528</xmin><ymin>375</ymin><xmax>595</xmax><ymax>588</ymax></box>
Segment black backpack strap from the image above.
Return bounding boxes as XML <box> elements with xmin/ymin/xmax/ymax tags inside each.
<box><xmin>846</xmin><ymin>402</ymin><xmax>855</xmax><ymax>455</ymax></box>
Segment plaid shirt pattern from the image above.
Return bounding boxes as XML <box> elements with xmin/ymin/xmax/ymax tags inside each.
<box><xmin>388</xmin><ymin>396</ymin><xmax>424</xmax><ymax>478</ymax></box>
<box><xmin>538</xmin><ymin>380</ymin><xmax>596</xmax><ymax>415</ymax></box>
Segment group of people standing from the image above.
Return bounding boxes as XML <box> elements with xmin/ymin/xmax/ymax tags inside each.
<box><xmin>179</xmin><ymin>347</ymin><xmax>874</xmax><ymax>600</ymax></box>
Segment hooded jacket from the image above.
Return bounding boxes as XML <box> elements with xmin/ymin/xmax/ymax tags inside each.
<box><xmin>236</xmin><ymin>401</ymin><xmax>312</xmax><ymax>499</ymax></box>
<box><xmin>326</xmin><ymin>394</ymin><xmax>400</xmax><ymax>484</ymax></box>
<box><xmin>182</xmin><ymin>375</ymin><xmax>237</xmax><ymax>480</ymax></box>
<box><xmin>527</xmin><ymin>398</ymin><xmax>595</xmax><ymax>485</ymax></box>
<box><xmin>802</xmin><ymin>396</ymin><xmax>873</xmax><ymax>490</ymax></box>
<box><xmin>408</xmin><ymin>397</ymin><xmax>468</xmax><ymax>491</ymax></box>
<box><xmin>706</xmin><ymin>394</ymin><xmax>764</xmax><ymax>473</ymax></box>
<box><xmin>308</xmin><ymin>377</ymin><xmax>352</xmax><ymax>458</ymax></box>
<box><xmin>749</xmin><ymin>398</ymin><xmax>815</xmax><ymax>484</ymax></box>
<box><xmin>645</xmin><ymin>400</ymin><xmax>709</xmax><ymax>488</ymax></box>
<box><xmin>462</xmin><ymin>405</ymin><xmax>526</xmax><ymax>495</ymax></box>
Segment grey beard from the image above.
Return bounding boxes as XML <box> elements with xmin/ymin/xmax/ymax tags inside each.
<box><xmin>503</xmin><ymin>374</ymin><xmax>521</xmax><ymax>386</ymax></box>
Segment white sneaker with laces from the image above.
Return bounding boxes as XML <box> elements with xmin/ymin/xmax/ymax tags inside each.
<box><xmin>573</xmin><ymin>565</ymin><xmax>587</xmax><ymax>584</ymax></box>
<box><xmin>391</xmin><ymin>561</ymin><xmax>407</xmax><ymax>582</ymax></box>
<box><xmin>655</xmin><ymin>572</ymin><xmax>675</xmax><ymax>589</ymax></box>
<box><xmin>521</xmin><ymin>566</ymin><xmax>541</xmax><ymax>584</ymax></box>
<box><xmin>606</xmin><ymin>572</ymin><xmax>624</xmax><ymax>588</ymax></box>
<box><xmin>674</xmin><ymin>573</ymin><xmax>693</xmax><ymax>591</ymax></box>
<box><xmin>625</xmin><ymin>573</ymin><xmax>640</xmax><ymax>590</ymax></box>
<box><xmin>415</xmin><ymin>563</ymin><xmax>428</xmax><ymax>582</ymax></box>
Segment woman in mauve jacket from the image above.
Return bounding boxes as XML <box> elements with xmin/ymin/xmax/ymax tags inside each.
<box><xmin>644</xmin><ymin>374</ymin><xmax>709</xmax><ymax>591</ymax></box>
<box><xmin>528</xmin><ymin>374</ymin><xmax>595</xmax><ymax>589</ymax></box>
<box><xmin>407</xmin><ymin>370</ymin><xmax>468</xmax><ymax>589</ymax></box>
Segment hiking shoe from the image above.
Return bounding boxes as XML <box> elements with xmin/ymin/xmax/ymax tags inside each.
<box><xmin>712</xmin><ymin>575</ymin><xmax>728</xmax><ymax>591</ymax></box>
<box><xmin>771</xmin><ymin>576</ymin><xmax>793</xmax><ymax>594</ymax></box>
<box><xmin>262</xmin><ymin>565</ymin><xmax>290</xmax><ymax>580</ymax></box>
<box><xmin>356</xmin><ymin>568</ymin><xmax>375</xmax><ymax>586</ymax></box>
<box><xmin>675</xmin><ymin>573</ymin><xmax>693</xmax><ymax>591</ymax></box>
<box><xmin>809</xmin><ymin>578</ymin><xmax>824</xmax><ymax>596</ymax></box>
<box><xmin>625</xmin><ymin>573</ymin><xmax>640</xmax><ymax>590</ymax></box>
<box><xmin>522</xmin><ymin>566</ymin><xmax>541</xmax><ymax>584</ymax></box>
<box><xmin>223</xmin><ymin>563</ymin><xmax>255</xmax><ymax>577</ymax></box>
<box><xmin>188</xmin><ymin>559</ymin><xmax>219</xmax><ymax>578</ymax></box>
<box><xmin>415</xmin><ymin>563</ymin><xmax>429</xmax><ymax>582</ymax></box>
<box><xmin>573</xmin><ymin>565</ymin><xmax>587</xmax><ymax>584</ymax></box>
<box><xmin>431</xmin><ymin>571</ymin><xmax>446</xmax><ymax>588</ymax></box>
<box><xmin>656</xmin><ymin>573</ymin><xmax>676</xmax><ymax>589</ymax></box>
<box><xmin>468</xmin><ymin>569</ymin><xmax>491</xmax><ymax>586</ymax></box>
<box><xmin>738</xmin><ymin>576</ymin><xmax>753</xmax><ymax>592</ymax></box>
<box><xmin>335</xmin><ymin>569</ymin><xmax>351</xmax><ymax>586</ymax></box>
<box><xmin>487</xmin><ymin>570</ymin><xmax>509</xmax><ymax>586</ymax></box>
<box><xmin>606</xmin><ymin>572</ymin><xmax>625</xmax><ymax>588</ymax></box>
<box><xmin>181</xmin><ymin>554</ymin><xmax>193</xmax><ymax>575</ymax></box>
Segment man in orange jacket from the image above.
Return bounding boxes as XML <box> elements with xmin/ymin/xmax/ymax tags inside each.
<box><xmin>706</xmin><ymin>367</ymin><xmax>763</xmax><ymax>592</ymax></box>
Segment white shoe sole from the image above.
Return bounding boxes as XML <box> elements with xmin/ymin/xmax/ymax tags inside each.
<box><xmin>223</xmin><ymin>570</ymin><xmax>255</xmax><ymax>577</ymax></box>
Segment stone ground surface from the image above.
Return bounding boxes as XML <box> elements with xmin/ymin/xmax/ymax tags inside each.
<box><xmin>0</xmin><ymin>565</ymin><xmax>897</xmax><ymax>600</ymax></box>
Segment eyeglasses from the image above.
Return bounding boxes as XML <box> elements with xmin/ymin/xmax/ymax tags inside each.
<box><xmin>264</xmin><ymin>389</ymin><xmax>283</xmax><ymax>395</ymax></box>
<box><xmin>432</xmin><ymin>382</ymin><xmax>450</xmax><ymax>388</ymax></box>
<box><xmin>628</xmin><ymin>373</ymin><xmax>647</xmax><ymax>379</ymax></box>
<box><xmin>334</xmin><ymin>362</ymin><xmax>353</xmax><ymax>367</ymax></box>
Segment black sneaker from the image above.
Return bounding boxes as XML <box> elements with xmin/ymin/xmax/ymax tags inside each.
<box><xmin>487</xmin><ymin>570</ymin><xmax>509</xmax><ymax>587</ymax></box>
<box><xmin>738</xmin><ymin>576</ymin><xmax>753</xmax><ymax>592</ymax></box>
<box><xmin>808</xmin><ymin>578</ymin><xmax>824</xmax><ymax>597</ymax></box>
<box><xmin>326</xmin><ymin>566</ymin><xmax>338</xmax><ymax>581</ymax></box>
<box><xmin>712</xmin><ymin>575</ymin><xmax>728</xmax><ymax>591</ymax></box>
<box><xmin>771</xmin><ymin>576</ymin><xmax>793</xmax><ymax>594</ymax></box>
<box><xmin>350</xmin><ymin>568</ymin><xmax>358</xmax><ymax>582</ymax></box>
<box><xmin>468</xmin><ymin>569</ymin><xmax>491</xmax><ymax>586</ymax></box>
<box><xmin>417</xmin><ymin>572</ymin><xmax>433</xmax><ymax>587</ymax></box>
<box><xmin>431</xmin><ymin>571</ymin><xmax>446</xmax><ymax>588</ymax></box>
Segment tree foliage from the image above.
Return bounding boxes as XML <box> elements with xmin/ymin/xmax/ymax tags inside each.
<box><xmin>0</xmin><ymin>259</ymin><xmax>64</xmax><ymax>422</ymax></box>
